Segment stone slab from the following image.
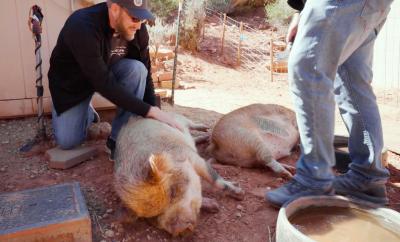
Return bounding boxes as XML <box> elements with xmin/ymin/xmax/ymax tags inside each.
<box><xmin>0</xmin><ymin>182</ymin><xmax>92</xmax><ymax>242</ymax></box>
<box><xmin>46</xmin><ymin>146</ymin><xmax>98</xmax><ymax>170</ymax></box>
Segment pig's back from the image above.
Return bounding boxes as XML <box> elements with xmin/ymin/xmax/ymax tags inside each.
<box><xmin>115</xmin><ymin>116</ymin><xmax>195</xmax><ymax>181</ymax></box>
<box><xmin>210</xmin><ymin>104</ymin><xmax>298</xmax><ymax>162</ymax></box>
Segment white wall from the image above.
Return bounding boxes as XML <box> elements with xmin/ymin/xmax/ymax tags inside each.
<box><xmin>373</xmin><ymin>1</ymin><xmax>400</xmax><ymax>89</ymax></box>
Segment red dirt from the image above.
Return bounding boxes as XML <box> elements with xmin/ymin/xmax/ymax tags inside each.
<box><xmin>1</xmin><ymin>8</ymin><xmax>400</xmax><ymax>242</ymax></box>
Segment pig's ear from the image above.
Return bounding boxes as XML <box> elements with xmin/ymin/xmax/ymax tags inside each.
<box><xmin>115</xmin><ymin>154</ymin><xmax>172</xmax><ymax>218</ymax></box>
<box><xmin>149</xmin><ymin>153</ymin><xmax>171</xmax><ymax>182</ymax></box>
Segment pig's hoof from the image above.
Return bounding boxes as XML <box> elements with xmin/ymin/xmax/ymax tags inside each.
<box><xmin>228</xmin><ymin>187</ymin><xmax>245</xmax><ymax>201</ymax></box>
<box><xmin>194</xmin><ymin>134</ymin><xmax>209</xmax><ymax>144</ymax></box>
<box><xmin>282</xmin><ymin>163</ymin><xmax>296</xmax><ymax>174</ymax></box>
<box><xmin>279</xmin><ymin>169</ymin><xmax>293</xmax><ymax>179</ymax></box>
<box><xmin>201</xmin><ymin>197</ymin><xmax>220</xmax><ymax>213</ymax></box>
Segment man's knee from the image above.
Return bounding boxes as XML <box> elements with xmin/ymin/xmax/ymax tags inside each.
<box><xmin>54</xmin><ymin>131</ymin><xmax>85</xmax><ymax>150</ymax></box>
<box><xmin>130</xmin><ymin>60</ymin><xmax>148</xmax><ymax>77</ymax></box>
<box><xmin>117</xmin><ymin>59</ymin><xmax>148</xmax><ymax>79</ymax></box>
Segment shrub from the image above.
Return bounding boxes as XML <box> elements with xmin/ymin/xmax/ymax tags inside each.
<box><xmin>265</xmin><ymin>0</ymin><xmax>294</xmax><ymax>25</ymax></box>
<box><xmin>180</xmin><ymin>0</ymin><xmax>206</xmax><ymax>51</ymax></box>
<box><xmin>148</xmin><ymin>18</ymin><xmax>176</xmax><ymax>61</ymax></box>
<box><xmin>150</xmin><ymin>0</ymin><xmax>179</xmax><ymax>18</ymax></box>
<box><xmin>207</xmin><ymin>0</ymin><xmax>231</xmax><ymax>12</ymax></box>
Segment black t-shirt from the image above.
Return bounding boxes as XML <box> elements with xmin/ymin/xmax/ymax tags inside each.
<box><xmin>109</xmin><ymin>33</ymin><xmax>128</xmax><ymax>66</ymax></box>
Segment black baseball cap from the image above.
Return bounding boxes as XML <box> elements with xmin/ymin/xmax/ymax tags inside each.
<box><xmin>110</xmin><ymin>0</ymin><xmax>154</xmax><ymax>20</ymax></box>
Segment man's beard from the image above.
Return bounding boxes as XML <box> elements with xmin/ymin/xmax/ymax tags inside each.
<box><xmin>116</xmin><ymin>19</ymin><xmax>136</xmax><ymax>41</ymax></box>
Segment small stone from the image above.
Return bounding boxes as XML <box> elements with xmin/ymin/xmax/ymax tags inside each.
<box><xmin>0</xmin><ymin>167</ymin><xmax>6</xmax><ymax>172</ymax></box>
<box><xmin>236</xmin><ymin>205</ymin><xmax>244</xmax><ymax>211</ymax></box>
<box><xmin>102</xmin><ymin>213</ymin><xmax>109</xmax><ymax>219</ymax></box>
<box><xmin>106</xmin><ymin>208</ymin><xmax>113</xmax><ymax>213</ymax></box>
<box><xmin>235</xmin><ymin>212</ymin><xmax>242</xmax><ymax>218</ymax></box>
<box><xmin>147</xmin><ymin>235</ymin><xmax>151</xmax><ymax>240</ymax></box>
<box><xmin>30</xmin><ymin>174</ymin><xmax>36</xmax><ymax>179</ymax></box>
<box><xmin>100</xmin><ymin>240</ymin><xmax>106</xmax><ymax>242</ymax></box>
<box><xmin>1</xmin><ymin>140</ymin><xmax>9</xmax><ymax>144</ymax></box>
<box><xmin>105</xmin><ymin>229</ymin><xmax>114</xmax><ymax>238</ymax></box>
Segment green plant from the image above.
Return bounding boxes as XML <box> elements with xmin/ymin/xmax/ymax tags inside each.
<box><xmin>150</xmin><ymin>0</ymin><xmax>179</xmax><ymax>18</ymax></box>
<box><xmin>265</xmin><ymin>0</ymin><xmax>294</xmax><ymax>25</ymax></box>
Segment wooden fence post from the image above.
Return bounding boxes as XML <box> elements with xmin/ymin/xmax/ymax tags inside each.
<box><xmin>202</xmin><ymin>1</ymin><xmax>207</xmax><ymax>40</ymax></box>
<box><xmin>270</xmin><ymin>38</ymin><xmax>274</xmax><ymax>82</ymax></box>
<box><xmin>237</xmin><ymin>21</ymin><xmax>244</xmax><ymax>65</ymax></box>
<box><xmin>221</xmin><ymin>13</ymin><xmax>227</xmax><ymax>54</ymax></box>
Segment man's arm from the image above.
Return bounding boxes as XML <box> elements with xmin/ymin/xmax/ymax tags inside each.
<box><xmin>137</xmin><ymin>24</ymin><xmax>156</xmax><ymax>106</ymax></box>
<box><xmin>64</xmin><ymin>20</ymin><xmax>183</xmax><ymax>132</ymax></box>
<box><xmin>64</xmin><ymin>21</ymin><xmax>151</xmax><ymax>117</ymax></box>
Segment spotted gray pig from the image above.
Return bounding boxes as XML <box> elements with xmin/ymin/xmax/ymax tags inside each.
<box><xmin>114</xmin><ymin>114</ymin><xmax>243</xmax><ymax>236</ymax></box>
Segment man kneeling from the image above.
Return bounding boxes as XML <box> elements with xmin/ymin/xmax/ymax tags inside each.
<box><xmin>48</xmin><ymin>0</ymin><xmax>183</xmax><ymax>158</ymax></box>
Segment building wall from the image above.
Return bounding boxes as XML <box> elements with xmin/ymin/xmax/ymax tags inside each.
<box><xmin>373</xmin><ymin>1</ymin><xmax>400</xmax><ymax>89</ymax></box>
<box><xmin>0</xmin><ymin>0</ymin><xmax>110</xmax><ymax>119</ymax></box>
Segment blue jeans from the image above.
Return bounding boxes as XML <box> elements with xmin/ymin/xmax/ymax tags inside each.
<box><xmin>52</xmin><ymin>59</ymin><xmax>147</xmax><ymax>149</ymax></box>
<box><xmin>289</xmin><ymin>0</ymin><xmax>393</xmax><ymax>190</ymax></box>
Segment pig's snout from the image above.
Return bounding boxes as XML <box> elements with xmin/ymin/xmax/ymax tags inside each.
<box><xmin>170</xmin><ymin>219</ymin><xmax>196</xmax><ymax>236</ymax></box>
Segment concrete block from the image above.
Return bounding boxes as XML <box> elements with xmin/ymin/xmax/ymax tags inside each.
<box><xmin>158</xmin><ymin>72</ymin><xmax>173</xmax><ymax>82</ymax></box>
<box><xmin>160</xmin><ymin>79</ymin><xmax>180</xmax><ymax>89</ymax></box>
<box><xmin>0</xmin><ymin>182</ymin><xmax>92</xmax><ymax>242</ymax></box>
<box><xmin>150</xmin><ymin>47</ymin><xmax>175</xmax><ymax>60</ymax></box>
<box><xmin>155</xmin><ymin>89</ymin><xmax>168</xmax><ymax>98</ymax></box>
<box><xmin>46</xmin><ymin>146</ymin><xmax>98</xmax><ymax>169</ymax></box>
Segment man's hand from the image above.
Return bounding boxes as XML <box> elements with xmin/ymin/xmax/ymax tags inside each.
<box><xmin>146</xmin><ymin>106</ymin><xmax>185</xmax><ymax>132</ymax></box>
<box><xmin>286</xmin><ymin>12</ymin><xmax>300</xmax><ymax>43</ymax></box>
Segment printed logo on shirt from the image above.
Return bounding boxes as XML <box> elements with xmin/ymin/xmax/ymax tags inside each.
<box><xmin>110</xmin><ymin>46</ymin><xmax>128</xmax><ymax>57</ymax></box>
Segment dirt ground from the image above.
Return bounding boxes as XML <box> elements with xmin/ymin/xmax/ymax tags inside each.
<box><xmin>1</xmin><ymin>8</ymin><xmax>400</xmax><ymax>242</ymax></box>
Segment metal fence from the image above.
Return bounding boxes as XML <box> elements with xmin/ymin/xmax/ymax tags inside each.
<box><xmin>200</xmin><ymin>6</ymin><xmax>288</xmax><ymax>82</ymax></box>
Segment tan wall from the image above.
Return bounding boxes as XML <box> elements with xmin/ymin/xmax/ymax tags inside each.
<box><xmin>373</xmin><ymin>1</ymin><xmax>400</xmax><ymax>88</ymax></box>
<box><xmin>0</xmin><ymin>0</ymin><xmax>110</xmax><ymax>119</ymax></box>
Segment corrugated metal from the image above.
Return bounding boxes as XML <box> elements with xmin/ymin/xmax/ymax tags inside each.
<box><xmin>373</xmin><ymin>1</ymin><xmax>400</xmax><ymax>90</ymax></box>
<box><xmin>0</xmin><ymin>0</ymin><xmax>111</xmax><ymax>119</ymax></box>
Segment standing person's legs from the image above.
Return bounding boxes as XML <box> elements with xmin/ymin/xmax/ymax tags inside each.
<box><xmin>333</xmin><ymin>17</ymin><xmax>391</xmax><ymax>205</ymax></box>
<box><xmin>266</xmin><ymin>0</ymin><xmax>390</xmax><ymax>206</ymax></box>
<box><xmin>52</xmin><ymin>96</ymin><xmax>96</xmax><ymax>149</ymax></box>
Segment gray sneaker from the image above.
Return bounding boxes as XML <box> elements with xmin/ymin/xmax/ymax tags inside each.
<box><xmin>333</xmin><ymin>171</ymin><xmax>388</xmax><ymax>206</ymax></box>
<box><xmin>265</xmin><ymin>179</ymin><xmax>334</xmax><ymax>207</ymax></box>
<box><xmin>89</xmin><ymin>103</ymin><xmax>100</xmax><ymax>123</ymax></box>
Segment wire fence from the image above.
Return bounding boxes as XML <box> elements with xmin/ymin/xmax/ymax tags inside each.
<box><xmin>200</xmin><ymin>5</ymin><xmax>400</xmax><ymax>108</ymax></box>
<box><xmin>200</xmin><ymin>6</ymin><xmax>288</xmax><ymax>82</ymax></box>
